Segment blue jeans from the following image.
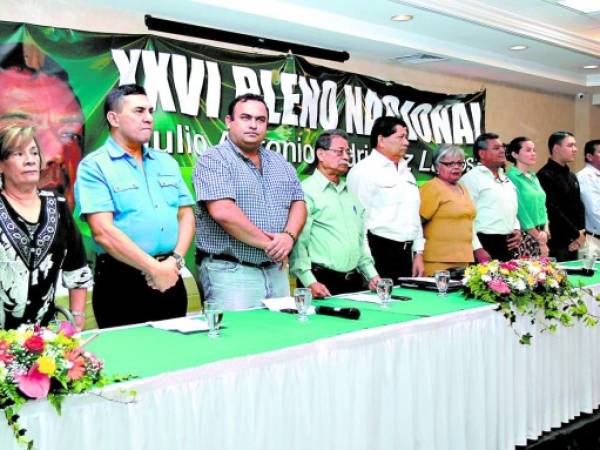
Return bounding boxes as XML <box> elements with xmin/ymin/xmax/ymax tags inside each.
<box><xmin>197</xmin><ymin>258</ymin><xmax>290</xmax><ymax>310</ymax></box>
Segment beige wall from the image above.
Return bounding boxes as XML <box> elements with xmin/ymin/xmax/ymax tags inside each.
<box><xmin>4</xmin><ymin>0</ymin><xmax>599</xmax><ymax>171</ymax></box>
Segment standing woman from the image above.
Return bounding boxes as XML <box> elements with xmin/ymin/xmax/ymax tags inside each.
<box><xmin>419</xmin><ymin>145</ymin><xmax>479</xmax><ymax>276</ymax></box>
<box><xmin>506</xmin><ymin>137</ymin><xmax>549</xmax><ymax>257</ymax></box>
<box><xmin>0</xmin><ymin>116</ymin><xmax>92</xmax><ymax>330</ymax></box>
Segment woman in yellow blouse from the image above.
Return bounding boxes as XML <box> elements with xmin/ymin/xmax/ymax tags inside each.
<box><xmin>420</xmin><ymin>145</ymin><xmax>478</xmax><ymax>276</ymax></box>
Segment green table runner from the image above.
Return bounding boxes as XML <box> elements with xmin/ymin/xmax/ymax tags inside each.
<box><xmin>86</xmin><ymin>261</ymin><xmax>599</xmax><ymax>381</ymax></box>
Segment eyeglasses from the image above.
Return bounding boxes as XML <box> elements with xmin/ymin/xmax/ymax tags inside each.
<box><xmin>325</xmin><ymin>148</ymin><xmax>351</xmax><ymax>157</ymax></box>
<box><xmin>438</xmin><ymin>161</ymin><xmax>466</xmax><ymax>168</ymax></box>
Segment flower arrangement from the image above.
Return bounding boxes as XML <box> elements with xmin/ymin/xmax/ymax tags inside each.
<box><xmin>463</xmin><ymin>258</ymin><xmax>599</xmax><ymax>344</ymax></box>
<box><xmin>0</xmin><ymin>321</ymin><xmax>134</xmax><ymax>449</ymax></box>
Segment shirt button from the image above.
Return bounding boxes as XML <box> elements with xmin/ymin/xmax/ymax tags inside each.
<box><xmin>155</xmin><ymin>204</ymin><xmax>159</xmax><ymax>208</ymax></box>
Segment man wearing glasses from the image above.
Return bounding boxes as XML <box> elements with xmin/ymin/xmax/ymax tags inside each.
<box><xmin>538</xmin><ymin>131</ymin><xmax>585</xmax><ymax>261</ymax></box>
<box><xmin>290</xmin><ymin>130</ymin><xmax>380</xmax><ymax>297</ymax></box>
<box><xmin>460</xmin><ymin>132</ymin><xmax>521</xmax><ymax>262</ymax></box>
<box><xmin>347</xmin><ymin>116</ymin><xmax>425</xmax><ymax>280</ymax></box>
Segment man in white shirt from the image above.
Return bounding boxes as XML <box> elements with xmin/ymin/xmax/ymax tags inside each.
<box><xmin>577</xmin><ymin>139</ymin><xmax>600</xmax><ymax>254</ymax></box>
<box><xmin>460</xmin><ymin>132</ymin><xmax>521</xmax><ymax>262</ymax></box>
<box><xmin>347</xmin><ymin>116</ymin><xmax>425</xmax><ymax>280</ymax></box>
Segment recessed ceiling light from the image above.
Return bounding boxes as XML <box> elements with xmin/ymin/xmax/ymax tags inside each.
<box><xmin>391</xmin><ymin>14</ymin><xmax>413</xmax><ymax>22</ymax></box>
<box><xmin>509</xmin><ymin>45</ymin><xmax>528</xmax><ymax>51</ymax></box>
<box><xmin>558</xmin><ymin>0</ymin><xmax>600</xmax><ymax>14</ymax></box>
<box><xmin>584</xmin><ymin>65</ymin><xmax>599</xmax><ymax>69</ymax></box>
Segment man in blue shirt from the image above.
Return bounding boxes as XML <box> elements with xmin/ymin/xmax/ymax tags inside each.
<box><xmin>194</xmin><ymin>93</ymin><xmax>306</xmax><ymax>310</ymax></box>
<box><xmin>75</xmin><ymin>84</ymin><xmax>195</xmax><ymax>328</ymax></box>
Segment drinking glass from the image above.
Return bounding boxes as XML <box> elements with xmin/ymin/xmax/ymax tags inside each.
<box><xmin>583</xmin><ymin>247</ymin><xmax>597</xmax><ymax>271</ymax></box>
<box><xmin>294</xmin><ymin>288</ymin><xmax>312</xmax><ymax>322</ymax></box>
<box><xmin>434</xmin><ymin>270</ymin><xmax>450</xmax><ymax>297</ymax></box>
<box><xmin>376</xmin><ymin>278</ymin><xmax>393</xmax><ymax>307</ymax></box>
<box><xmin>205</xmin><ymin>300</ymin><xmax>223</xmax><ymax>338</ymax></box>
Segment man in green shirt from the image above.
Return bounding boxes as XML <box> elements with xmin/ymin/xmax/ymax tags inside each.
<box><xmin>290</xmin><ymin>130</ymin><xmax>380</xmax><ymax>297</ymax></box>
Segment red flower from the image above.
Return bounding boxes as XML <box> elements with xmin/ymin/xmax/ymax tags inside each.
<box><xmin>0</xmin><ymin>340</ymin><xmax>13</xmax><ymax>364</ymax></box>
<box><xmin>23</xmin><ymin>335</ymin><xmax>45</xmax><ymax>353</ymax></box>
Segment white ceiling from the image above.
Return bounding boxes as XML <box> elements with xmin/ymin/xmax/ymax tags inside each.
<box><xmin>85</xmin><ymin>0</ymin><xmax>600</xmax><ymax>94</ymax></box>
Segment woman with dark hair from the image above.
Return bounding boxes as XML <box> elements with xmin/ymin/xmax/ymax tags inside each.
<box><xmin>506</xmin><ymin>137</ymin><xmax>549</xmax><ymax>257</ymax></box>
<box><xmin>419</xmin><ymin>145</ymin><xmax>479</xmax><ymax>275</ymax></box>
<box><xmin>0</xmin><ymin>116</ymin><xmax>92</xmax><ymax>330</ymax></box>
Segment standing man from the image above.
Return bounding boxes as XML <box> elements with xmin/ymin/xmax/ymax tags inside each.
<box><xmin>347</xmin><ymin>116</ymin><xmax>424</xmax><ymax>279</ymax></box>
<box><xmin>460</xmin><ymin>133</ymin><xmax>521</xmax><ymax>262</ymax></box>
<box><xmin>537</xmin><ymin>131</ymin><xmax>585</xmax><ymax>261</ymax></box>
<box><xmin>194</xmin><ymin>93</ymin><xmax>306</xmax><ymax>310</ymax></box>
<box><xmin>290</xmin><ymin>130</ymin><xmax>380</xmax><ymax>297</ymax></box>
<box><xmin>577</xmin><ymin>139</ymin><xmax>600</xmax><ymax>254</ymax></box>
<box><xmin>75</xmin><ymin>84</ymin><xmax>195</xmax><ymax>328</ymax></box>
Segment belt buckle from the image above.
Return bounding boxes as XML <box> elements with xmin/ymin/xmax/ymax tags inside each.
<box><xmin>344</xmin><ymin>270</ymin><xmax>356</xmax><ymax>280</ymax></box>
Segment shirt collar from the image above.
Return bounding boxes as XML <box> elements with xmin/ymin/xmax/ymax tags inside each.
<box><xmin>313</xmin><ymin>168</ymin><xmax>347</xmax><ymax>193</ymax></box>
<box><xmin>475</xmin><ymin>163</ymin><xmax>508</xmax><ymax>181</ymax></box>
<box><xmin>545</xmin><ymin>158</ymin><xmax>570</xmax><ymax>174</ymax></box>
<box><xmin>226</xmin><ymin>136</ymin><xmax>264</xmax><ymax>161</ymax></box>
<box><xmin>106</xmin><ymin>136</ymin><xmax>153</xmax><ymax>160</ymax></box>
<box><xmin>585</xmin><ymin>163</ymin><xmax>600</xmax><ymax>176</ymax></box>
<box><xmin>370</xmin><ymin>149</ymin><xmax>409</xmax><ymax>172</ymax></box>
<box><xmin>508</xmin><ymin>165</ymin><xmax>535</xmax><ymax>179</ymax></box>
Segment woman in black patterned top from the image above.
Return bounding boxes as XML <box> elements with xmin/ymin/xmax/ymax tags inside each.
<box><xmin>0</xmin><ymin>116</ymin><xmax>92</xmax><ymax>330</ymax></box>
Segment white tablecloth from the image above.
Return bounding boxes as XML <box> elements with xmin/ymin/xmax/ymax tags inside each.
<box><xmin>2</xmin><ymin>286</ymin><xmax>600</xmax><ymax>450</ymax></box>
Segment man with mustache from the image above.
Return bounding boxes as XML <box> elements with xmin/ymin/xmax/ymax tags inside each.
<box><xmin>290</xmin><ymin>130</ymin><xmax>380</xmax><ymax>297</ymax></box>
<box><xmin>75</xmin><ymin>84</ymin><xmax>195</xmax><ymax>328</ymax></box>
<box><xmin>194</xmin><ymin>93</ymin><xmax>306</xmax><ymax>310</ymax></box>
<box><xmin>0</xmin><ymin>43</ymin><xmax>83</xmax><ymax>209</ymax></box>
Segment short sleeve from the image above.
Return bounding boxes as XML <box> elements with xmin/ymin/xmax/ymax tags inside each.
<box><xmin>74</xmin><ymin>157</ymin><xmax>115</xmax><ymax>219</ymax></box>
<box><xmin>419</xmin><ymin>180</ymin><xmax>442</xmax><ymax>221</ymax></box>
<box><xmin>59</xmin><ymin>200</ymin><xmax>93</xmax><ymax>289</ymax></box>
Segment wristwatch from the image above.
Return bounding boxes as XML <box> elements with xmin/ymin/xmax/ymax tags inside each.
<box><xmin>171</xmin><ymin>251</ymin><xmax>184</xmax><ymax>270</ymax></box>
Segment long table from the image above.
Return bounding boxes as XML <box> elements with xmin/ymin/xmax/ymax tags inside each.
<box><xmin>2</xmin><ymin>266</ymin><xmax>600</xmax><ymax>450</ymax></box>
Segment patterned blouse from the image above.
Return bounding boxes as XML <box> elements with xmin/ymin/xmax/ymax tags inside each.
<box><xmin>0</xmin><ymin>190</ymin><xmax>92</xmax><ymax>329</ymax></box>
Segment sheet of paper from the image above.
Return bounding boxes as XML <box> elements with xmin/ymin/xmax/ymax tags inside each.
<box><xmin>148</xmin><ymin>317</ymin><xmax>209</xmax><ymax>333</ymax></box>
<box><xmin>262</xmin><ymin>297</ymin><xmax>315</xmax><ymax>314</ymax></box>
<box><xmin>335</xmin><ymin>292</ymin><xmax>382</xmax><ymax>304</ymax></box>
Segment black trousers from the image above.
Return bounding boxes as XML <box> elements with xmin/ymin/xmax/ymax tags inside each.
<box><xmin>367</xmin><ymin>231</ymin><xmax>413</xmax><ymax>280</ymax></box>
<box><xmin>477</xmin><ymin>233</ymin><xmax>515</xmax><ymax>262</ymax></box>
<box><xmin>93</xmin><ymin>254</ymin><xmax>188</xmax><ymax>329</ymax></box>
<box><xmin>549</xmin><ymin>245</ymin><xmax>577</xmax><ymax>262</ymax></box>
<box><xmin>303</xmin><ymin>264</ymin><xmax>365</xmax><ymax>295</ymax></box>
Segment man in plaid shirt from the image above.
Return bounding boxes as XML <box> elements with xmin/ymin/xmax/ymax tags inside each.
<box><xmin>194</xmin><ymin>93</ymin><xmax>306</xmax><ymax>310</ymax></box>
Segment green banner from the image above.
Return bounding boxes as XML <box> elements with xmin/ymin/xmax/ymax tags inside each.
<box><xmin>0</xmin><ymin>20</ymin><xmax>485</xmax><ymax>255</ymax></box>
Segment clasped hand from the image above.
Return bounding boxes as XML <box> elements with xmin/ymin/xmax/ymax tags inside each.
<box><xmin>144</xmin><ymin>257</ymin><xmax>179</xmax><ymax>292</ymax></box>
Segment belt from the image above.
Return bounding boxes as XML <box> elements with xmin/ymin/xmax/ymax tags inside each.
<box><xmin>196</xmin><ymin>251</ymin><xmax>274</xmax><ymax>269</ymax></box>
<box><xmin>586</xmin><ymin>230</ymin><xmax>600</xmax><ymax>239</ymax></box>
<box><xmin>312</xmin><ymin>264</ymin><xmax>361</xmax><ymax>280</ymax></box>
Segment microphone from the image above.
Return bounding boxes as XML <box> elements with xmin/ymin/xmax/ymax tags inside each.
<box><xmin>314</xmin><ymin>305</ymin><xmax>361</xmax><ymax>320</ymax></box>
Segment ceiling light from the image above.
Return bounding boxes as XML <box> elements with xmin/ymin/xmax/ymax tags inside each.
<box><xmin>391</xmin><ymin>14</ymin><xmax>413</xmax><ymax>21</ymax></box>
<box><xmin>557</xmin><ymin>0</ymin><xmax>600</xmax><ymax>14</ymax></box>
<box><xmin>584</xmin><ymin>65</ymin><xmax>599</xmax><ymax>69</ymax></box>
<box><xmin>509</xmin><ymin>45</ymin><xmax>528</xmax><ymax>51</ymax></box>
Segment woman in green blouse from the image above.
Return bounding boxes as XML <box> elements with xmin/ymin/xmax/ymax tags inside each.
<box><xmin>506</xmin><ymin>137</ymin><xmax>550</xmax><ymax>257</ymax></box>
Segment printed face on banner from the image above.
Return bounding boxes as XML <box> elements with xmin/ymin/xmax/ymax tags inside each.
<box><xmin>0</xmin><ymin>67</ymin><xmax>83</xmax><ymax>209</ymax></box>
<box><xmin>225</xmin><ymin>100</ymin><xmax>268</xmax><ymax>153</ymax></box>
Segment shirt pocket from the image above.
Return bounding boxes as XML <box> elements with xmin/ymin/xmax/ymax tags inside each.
<box><xmin>112</xmin><ymin>180</ymin><xmax>141</xmax><ymax>213</ymax></box>
<box><xmin>375</xmin><ymin>179</ymin><xmax>401</xmax><ymax>205</ymax></box>
<box><xmin>157</xmin><ymin>174</ymin><xmax>180</xmax><ymax>207</ymax></box>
